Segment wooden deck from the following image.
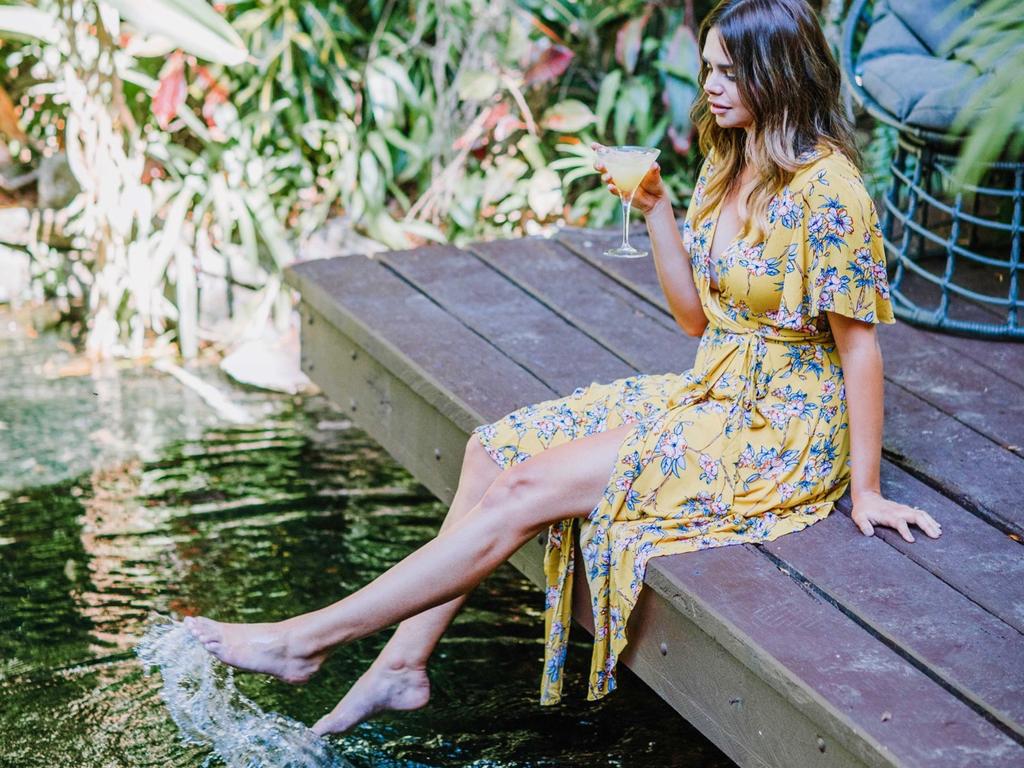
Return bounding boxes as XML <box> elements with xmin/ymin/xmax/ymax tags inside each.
<box><xmin>284</xmin><ymin>223</ymin><xmax>1024</xmax><ymax>768</ymax></box>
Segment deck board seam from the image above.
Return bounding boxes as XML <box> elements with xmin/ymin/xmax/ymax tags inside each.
<box><xmin>754</xmin><ymin>545</ymin><xmax>1024</xmax><ymax>745</ymax></box>
<box><xmin>880</xmin><ymin>446</ymin><xmax>1024</xmax><ymax>539</ymax></box>
<box><xmin>886</xmin><ymin>375</ymin><xmax>1024</xmax><ymax>463</ymax></box>
<box><xmin>371</xmin><ymin>256</ymin><xmax>559</xmax><ymax>399</ymax></box>
<box><xmin>465</xmin><ymin>244</ymin><xmax>660</xmax><ymax>374</ymax></box>
<box><xmin>554</xmin><ymin>231</ymin><xmax>670</xmax><ymax>313</ymax></box>
<box><xmin>832</xmin><ymin>501</ymin><xmax>1024</xmax><ymax>635</ymax></box>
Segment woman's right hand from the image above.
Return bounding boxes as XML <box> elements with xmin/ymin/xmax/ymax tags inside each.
<box><xmin>591</xmin><ymin>142</ymin><xmax>671</xmax><ymax>218</ymax></box>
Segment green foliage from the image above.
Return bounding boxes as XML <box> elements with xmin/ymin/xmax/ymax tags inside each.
<box><xmin>5</xmin><ymin>0</ymin><xmax>708</xmax><ymax>356</ymax></box>
<box><xmin>942</xmin><ymin>0</ymin><xmax>1024</xmax><ymax>185</ymax></box>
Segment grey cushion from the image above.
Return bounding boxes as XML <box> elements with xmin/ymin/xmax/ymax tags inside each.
<box><xmin>906</xmin><ymin>72</ymin><xmax>991</xmax><ymax>130</ymax></box>
<box><xmin>854</xmin><ymin>0</ymin><xmax>1016</xmax><ymax>133</ymax></box>
<box><xmin>858</xmin><ymin>10</ymin><xmax>929</xmax><ymax>65</ymax></box>
<box><xmin>859</xmin><ymin>53</ymin><xmax>980</xmax><ymax>127</ymax></box>
<box><xmin>886</xmin><ymin>0</ymin><xmax>977</xmax><ymax>55</ymax></box>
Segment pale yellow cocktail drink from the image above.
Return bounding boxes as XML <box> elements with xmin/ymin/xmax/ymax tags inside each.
<box><xmin>595</xmin><ymin>145</ymin><xmax>660</xmax><ymax>258</ymax></box>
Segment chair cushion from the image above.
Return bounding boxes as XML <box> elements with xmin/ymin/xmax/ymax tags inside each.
<box><xmin>859</xmin><ymin>53</ymin><xmax>980</xmax><ymax>128</ymax></box>
<box><xmin>854</xmin><ymin>0</ymin><xmax>993</xmax><ymax>132</ymax></box>
<box><xmin>858</xmin><ymin>10</ymin><xmax>929</xmax><ymax>65</ymax></box>
<box><xmin>886</xmin><ymin>0</ymin><xmax>977</xmax><ymax>55</ymax></box>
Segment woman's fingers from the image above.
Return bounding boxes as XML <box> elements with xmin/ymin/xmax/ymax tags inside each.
<box><xmin>895</xmin><ymin>517</ymin><xmax>916</xmax><ymax>543</ymax></box>
<box><xmin>853</xmin><ymin>514</ymin><xmax>874</xmax><ymax>537</ymax></box>
<box><xmin>914</xmin><ymin>509</ymin><xmax>942</xmax><ymax>538</ymax></box>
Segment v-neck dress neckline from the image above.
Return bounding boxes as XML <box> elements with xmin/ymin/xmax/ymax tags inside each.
<box><xmin>705</xmin><ymin>194</ymin><xmax>747</xmax><ymax>294</ymax></box>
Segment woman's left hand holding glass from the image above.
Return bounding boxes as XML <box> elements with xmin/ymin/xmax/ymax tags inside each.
<box><xmin>850</xmin><ymin>491</ymin><xmax>943</xmax><ymax>542</ymax></box>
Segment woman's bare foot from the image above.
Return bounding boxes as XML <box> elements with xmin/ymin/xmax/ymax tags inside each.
<box><xmin>311</xmin><ymin>658</ymin><xmax>431</xmax><ymax>736</ymax></box>
<box><xmin>183</xmin><ymin>615</ymin><xmax>327</xmax><ymax>684</ymax></box>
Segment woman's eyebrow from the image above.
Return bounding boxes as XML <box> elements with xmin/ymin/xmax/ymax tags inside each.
<box><xmin>701</xmin><ymin>55</ymin><xmax>733</xmax><ymax>68</ymax></box>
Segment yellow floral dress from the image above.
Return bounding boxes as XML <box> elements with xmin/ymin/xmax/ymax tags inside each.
<box><xmin>472</xmin><ymin>145</ymin><xmax>895</xmax><ymax>705</ymax></box>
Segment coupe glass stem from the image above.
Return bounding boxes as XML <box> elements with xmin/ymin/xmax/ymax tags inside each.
<box><xmin>620</xmin><ymin>195</ymin><xmax>632</xmax><ymax>249</ymax></box>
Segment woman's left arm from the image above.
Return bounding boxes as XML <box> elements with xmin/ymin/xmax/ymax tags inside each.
<box><xmin>827</xmin><ymin>311</ymin><xmax>943</xmax><ymax>542</ymax></box>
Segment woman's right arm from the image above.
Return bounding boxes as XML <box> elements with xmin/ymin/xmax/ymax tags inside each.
<box><xmin>644</xmin><ymin>200</ymin><xmax>708</xmax><ymax>338</ymax></box>
<box><xmin>593</xmin><ymin>142</ymin><xmax>708</xmax><ymax>338</ymax></box>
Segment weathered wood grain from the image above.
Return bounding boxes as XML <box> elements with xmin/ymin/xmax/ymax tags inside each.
<box><xmin>763</xmin><ymin>513</ymin><xmax>1024</xmax><ymax>740</ymax></box>
<box><xmin>380</xmin><ymin>245</ymin><xmax>636</xmax><ymax>393</ymax></box>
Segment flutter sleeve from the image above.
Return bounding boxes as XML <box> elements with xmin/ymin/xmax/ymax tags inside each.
<box><xmin>781</xmin><ymin>164</ymin><xmax>896</xmax><ymax>325</ymax></box>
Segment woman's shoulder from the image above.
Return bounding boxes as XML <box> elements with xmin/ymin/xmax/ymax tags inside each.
<box><xmin>789</xmin><ymin>146</ymin><xmax>870</xmax><ymax>208</ymax></box>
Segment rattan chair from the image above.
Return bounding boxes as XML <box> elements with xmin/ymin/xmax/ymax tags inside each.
<box><xmin>841</xmin><ymin>0</ymin><xmax>1023</xmax><ymax>339</ymax></box>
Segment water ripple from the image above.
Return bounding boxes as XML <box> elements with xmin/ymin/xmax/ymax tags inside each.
<box><xmin>136</xmin><ymin>615</ymin><xmax>353</xmax><ymax>768</ymax></box>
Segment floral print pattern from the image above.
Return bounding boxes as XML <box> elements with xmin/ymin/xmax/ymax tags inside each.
<box><xmin>472</xmin><ymin>145</ymin><xmax>895</xmax><ymax>705</ymax></box>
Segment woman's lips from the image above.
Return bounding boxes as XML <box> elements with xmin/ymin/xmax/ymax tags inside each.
<box><xmin>709</xmin><ymin>102</ymin><xmax>730</xmax><ymax>114</ymax></box>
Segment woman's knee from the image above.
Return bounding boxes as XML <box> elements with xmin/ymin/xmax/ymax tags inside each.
<box><xmin>477</xmin><ymin>462</ymin><xmax>549</xmax><ymax>537</ymax></box>
<box><xmin>464</xmin><ymin>433</ymin><xmax>498</xmax><ymax>472</ymax></box>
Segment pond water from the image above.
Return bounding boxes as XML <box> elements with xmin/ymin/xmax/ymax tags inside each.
<box><xmin>0</xmin><ymin>313</ymin><xmax>733</xmax><ymax>767</ymax></box>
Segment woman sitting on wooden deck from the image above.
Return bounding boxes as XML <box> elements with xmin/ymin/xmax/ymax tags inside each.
<box><xmin>185</xmin><ymin>0</ymin><xmax>942</xmax><ymax>736</ymax></box>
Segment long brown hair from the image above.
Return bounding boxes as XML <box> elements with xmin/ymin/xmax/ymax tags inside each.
<box><xmin>689</xmin><ymin>0</ymin><xmax>861</xmax><ymax>239</ymax></box>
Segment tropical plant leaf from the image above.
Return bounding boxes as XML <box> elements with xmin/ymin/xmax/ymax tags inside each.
<box><xmin>615</xmin><ymin>6</ymin><xmax>652</xmax><ymax>75</ymax></box>
<box><xmin>596</xmin><ymin>69</ymin><xmax>622</xmax><ymax>137</ymax></box>
<box><xmin>540</xmin><ymin>99</ymin><xmax>597</xmax><ymax>132</ymax></box>
<box><xmin>106</xmin><ymin>0</ymin><xmax>248</xmax><ymax>65</ymax></box>
<box><xmin>0</xmin><ymin>5</ymin><xmax>57</xmax><ymax>43</ymax></box>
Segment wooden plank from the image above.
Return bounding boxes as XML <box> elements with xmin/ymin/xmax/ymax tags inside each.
<box><xmin>289</xmin><ymin>244</ymin><xmax>1024</xmax><ymax>767</ymax></box>
<box><xmin>655</xmin><ymin>545</ymin><xmax>1024</xmax><ymax>767</ymax></box>
<box><xmin>835</xmin><ymin>463</ymin><xmax>1024</xmax><ymax>634</ymax></box>
<box><xmin>556</xmin><ymin>227</ymin><xmax>667</xmax><ymax>308</ymax></box>
<box><xmin>469</xmin><ymin>237</ymin><xmax>698</xmax><ymax>374</ymax></box>
<box><xmin>620</xmin><ymin>580</ymin><xmax>865</xmax><ymax>768</ymax></box>
<box><xmin>286</xmin><ymin>255</ymin><xmax>554</xmax><ymax>429</ymax></box>
<box><xmin>763</xmin><ymin>513</ymin><xmax>1024</xmax><ymax>740</ymax></box>
<box><xmin>875</xmin><ymin>321</ymin><xmax>1024</xmax><ymax>454</ymax></box>
<box><xmin>379</xmin><ymin>244</ymin><xmax>636</xmax><ymax>393</ymax></box>
<box><xmin>924</xmin><ymin>332</ymin><xmax>1024</xmax><ymax>391</ymax></box>
<box><xmin>881</xmin><ymin>385</ymin><xmax>1024</xmax><ymax>537</ymax></box>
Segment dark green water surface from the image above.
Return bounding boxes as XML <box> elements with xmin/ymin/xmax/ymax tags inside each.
<box><xmin>0</xmin><ymin>316</ymin><xmax>732</xmax><ymax>767</ymax></box>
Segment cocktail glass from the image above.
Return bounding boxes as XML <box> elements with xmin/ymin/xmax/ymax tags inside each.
<box><xmin>596</xmin><ymin>145</ymin><xmax>661</xmax><ymax>258</ymax></box>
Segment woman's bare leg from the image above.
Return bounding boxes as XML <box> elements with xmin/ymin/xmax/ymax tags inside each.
<box><xmin>185</xmin><ymin>423</ymin><xmax>631</xmax><ymax>734</ymax></box>
<box><xmin>307</xmin><ymin>436</ymin><xmax>501</xmax><ymax>733</ymax></box>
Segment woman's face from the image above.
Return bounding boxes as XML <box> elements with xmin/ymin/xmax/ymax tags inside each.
<box><xmin>702</xmin><ymin>26</ymin><xmax>754</xmax><ymax>131</ymax></box>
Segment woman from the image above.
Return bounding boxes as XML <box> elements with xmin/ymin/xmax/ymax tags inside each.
<box><xmin>185</xmin><ymin>0</ymin><xmax>942</xmax><ymax>736</ymax></box>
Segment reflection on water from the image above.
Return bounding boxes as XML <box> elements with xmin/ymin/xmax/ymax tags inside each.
<box><xmin>136</xmin><ymin>616</ymin><xmax>353</xmax><ymax>768</ymax></box>
<box><xmin>0</xmin><ymin>314</ymin><xmax>733</xmax><ymax>767</ymax></box>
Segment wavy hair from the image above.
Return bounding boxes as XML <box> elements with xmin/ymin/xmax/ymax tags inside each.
<box><xmin>688</xmin><ymin>0</ymin><xmax>861</xmax><ymax>239</ymax></box>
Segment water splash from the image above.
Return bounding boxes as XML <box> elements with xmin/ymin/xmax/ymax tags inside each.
<box><xmin>135</xmin><ymin>615</ymin><xmax>352</xmax><ymax>768</ymax></box>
